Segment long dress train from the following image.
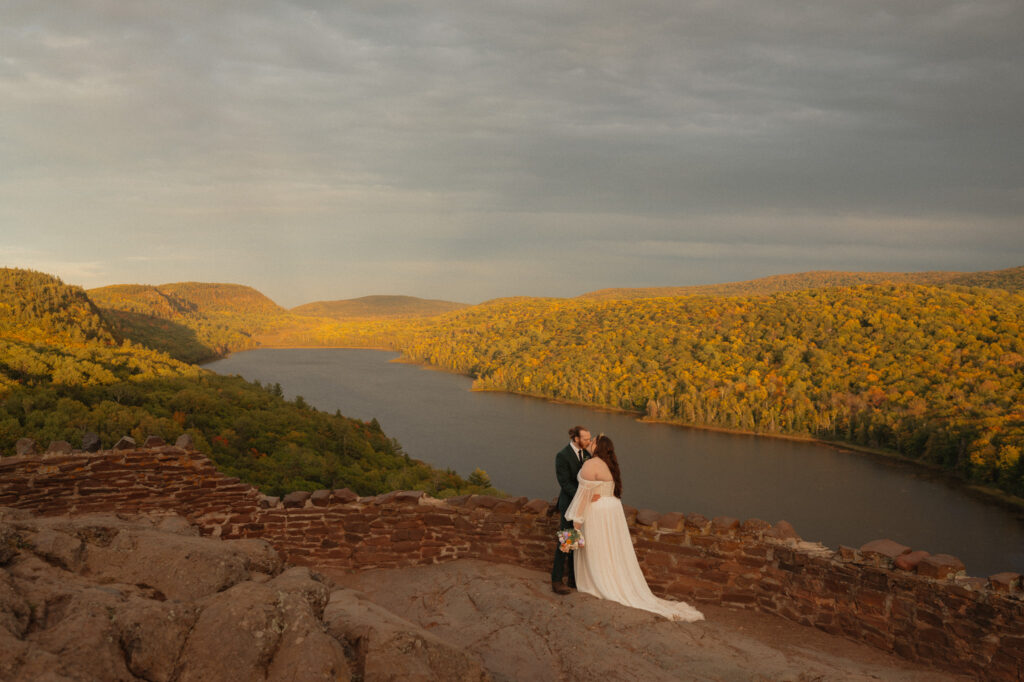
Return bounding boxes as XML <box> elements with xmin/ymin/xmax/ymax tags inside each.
<box><xmin>566</xmin><ymin>474</ymin><xmax>704</xmax><ymax>622</ymax></box>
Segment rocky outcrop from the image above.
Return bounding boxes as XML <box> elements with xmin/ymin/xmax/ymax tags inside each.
<box><xmin>2</xmin><ymin>446</ymin><xmax>1023</xmax><ymax>680</ymax></box>
<box><xmin>0</xmin><ymin>509</ymin><xmax>489</xmax><ymax>682</ymax></box>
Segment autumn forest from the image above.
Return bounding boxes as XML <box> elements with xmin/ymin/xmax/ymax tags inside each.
<box><xmin>2</xmin><ymin>265</ymin><xmax>1022</xmax><ymax>500</ymax></box>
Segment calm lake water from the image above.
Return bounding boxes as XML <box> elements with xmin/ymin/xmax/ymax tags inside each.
<box><xmin>205</xmin><ymin>348</ymin><xmax>1024</xmax><ymax>576</ymax></box>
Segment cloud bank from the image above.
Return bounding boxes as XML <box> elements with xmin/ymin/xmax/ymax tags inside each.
<box><xmin>1</xmin><ymin>0</ymin><xmax>1021</xmax><ymax>304</ymax></box>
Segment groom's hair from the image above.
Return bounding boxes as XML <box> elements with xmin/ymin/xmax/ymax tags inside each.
<box><xmin>568</xmin><ymin>425</ymin><xmax>587</xmax><ymax>440</ymax></box>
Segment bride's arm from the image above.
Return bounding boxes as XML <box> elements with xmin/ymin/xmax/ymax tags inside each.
<box><xmin>565</xmin><ymin>477</ymin><xmax>603</xmax><ymax>527</ymax></box>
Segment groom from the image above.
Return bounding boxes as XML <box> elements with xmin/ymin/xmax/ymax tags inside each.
<box><xmin>551</xmin><ymin>425</ymin><xmax>592</xmax><ymax>594</ymax></box>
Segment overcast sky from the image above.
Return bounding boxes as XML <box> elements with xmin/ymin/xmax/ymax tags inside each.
<box><xmin>2</xmin><ymin>1</ymin><xmax>1022</xmax><ymax>306</ymax></box>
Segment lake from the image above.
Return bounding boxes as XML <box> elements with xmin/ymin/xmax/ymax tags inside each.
<box><xmin>205</xmin><ymin>348</ymin><xmax>1024</xmax><ymax>576</ymax></box>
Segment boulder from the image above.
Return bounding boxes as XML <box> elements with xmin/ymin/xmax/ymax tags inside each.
<box><xmin>711</xmin><ymin>516</ymin><xmax>740</xmax><ymax>533</ymax></box>
<box><xmin>988</xmin><ymin>572</ymin><xmax>1022</xmax><ymax>593</ymax></box>
<box><xmin>523</xmin><ymin>498</ymin><xmax>551</xmax><ymax>515</ymax></box>
<box><xmin>333</xmin><ymin>488</ymin><xmax>359</xmax><ymax>504</ymax></box>
<box><xmin>766</xmin><ymin>520</ymin><xmax>799</xmax><ymax>541</ymax></box>
<box><xmin>113</xmin><ymin>436</ymin><xmax>137</xmax><ymax>450</ymax></box>
<box><xmin>657</xmin><ymin>512</ymin><xmax>686</xmax><ymax>532</ymax></box>
<box><xmin>635</xmin><ymin>509</ymin><xmax>660</xmax><ymax>526</ymax></box>
<box><xmin>894</xmin><ymin>550</ymin><xmax>931</xmax><ymax>572</ymax></box>
<box><xmin>81</xmin><ymin>432</ymin><xmax>102</xmax><ymax>452</ymax></box>
<box><xmin>175</xmin><ymin>433</ymin><xmax>195</xmax><ymax>450</ymax></box>
<box><xmin>143</xmin><ymin>436</ymin><xmax>166</xmax><ymax>448</ymax></box>
<box><xmin>14</xmin><ymin>438</ymin><xmax>37</xmax><ymax>456</ymax></box>
<box><xmin>916</xmin><ymin>554</ymin><xmax>966</xmax><ymax>580</ymax></box>
<box><xmin>311</xmin><ymin>490</ymin><xmax>333</xmax><ymax>507</ymax></box>
<box><xmin>283</xmin><ymin>490</ymin><xmax>312</xmax><ymax>508</ymax></box>
<box><xmin>45</xmin><ymin>441</ymin><xmax>72</xmax><ymax>454</ymax></box>
<box><xmin>858</xmin><ymin>539</ymin><xmax>910</xmax><ymax>564</ymax></box>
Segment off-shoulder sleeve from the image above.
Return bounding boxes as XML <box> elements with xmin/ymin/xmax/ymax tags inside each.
<box><xmin>565</xmin><ymin>476</ymin><xmax>603</xmax><ymax>523</ymax></box>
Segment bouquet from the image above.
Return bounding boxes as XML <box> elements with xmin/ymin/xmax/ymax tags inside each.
<box><xmin>557</xmin><ymin>528</ymin><xmax>585</xmax><ymax>553</ymax></box>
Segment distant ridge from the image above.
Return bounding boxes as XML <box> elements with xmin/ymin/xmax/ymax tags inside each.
<box><xmin>88</xmin><ymin>282</ymin><xmax>286</xmax><ymax>362</ymax></box>
<box><xmin>89</xmin><ymin>281</ymin><xmax>284</xmax><ymax>317</ymax></box>
<box><xmin>578</xmin><ymin>266</ymin><xmax>1024</xmax><ymax>300</ymax></box>
<box><xmin>291</xmin><ymin>295</ymin><xmax>468</xmax><ymax>320</ymax></box>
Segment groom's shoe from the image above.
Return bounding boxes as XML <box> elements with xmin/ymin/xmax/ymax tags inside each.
<box><xmin>551</xmin><ymin>580</ymin><xmax>571</xmax><ymax>595</ymax></box>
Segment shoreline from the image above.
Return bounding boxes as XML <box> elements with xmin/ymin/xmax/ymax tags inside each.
<box><xmin>210</xmin><ymin>344</ymin><xmax>1024</xmax><ymax>515</ymax></box>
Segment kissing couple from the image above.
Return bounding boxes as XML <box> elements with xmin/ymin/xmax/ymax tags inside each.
<box><xmin>551</xmin><ymin>425</ymin><xmax>704</xmax><ymax>622</ymax></box>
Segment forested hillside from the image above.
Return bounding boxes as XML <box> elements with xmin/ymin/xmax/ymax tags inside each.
<box><xmin>9</xmin><ymin>265</ymin><xmax>1021</xmax><ymax>499</ymax></box>
<box><xmin>334</xmin><ymin>284</ymin><xmax>1024</xmax><ymax>497</ymax></box>
<box><xmin>0</xmin><ymin>269</ymin><xmax>493</xmax><ymax>498</ymax></box>
<box><xmin>0</xmin><ymin>268</ymin><xmax>117</xmax><ymax>345</ymax></box>
<box><xmin>580</xmin><ymin>265</ymin><xmax>1024</xmax><ymax>300</ymax></box>
<box><xmin>89</xmin><ymin>282</ymin><xmax>293</xmax><ymax>362</ymax></box>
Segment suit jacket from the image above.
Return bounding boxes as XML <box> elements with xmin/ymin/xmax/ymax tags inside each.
<box><xmin>555</xmin><ymin>443</ymin><xmax>588</xmax><ymax>520</ymax></box>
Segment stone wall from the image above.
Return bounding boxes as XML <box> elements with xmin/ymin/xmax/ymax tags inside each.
<box><xmin>2</xmin><ymin>445</ymin><xmax>1022</xmax><ymax>680</ymax></box>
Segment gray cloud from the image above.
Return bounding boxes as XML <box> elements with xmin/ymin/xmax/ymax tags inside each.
<box><xmin>1</xmin><ymin>0</ymin><xmax>1021</xmax><ymax>305</ymax></box>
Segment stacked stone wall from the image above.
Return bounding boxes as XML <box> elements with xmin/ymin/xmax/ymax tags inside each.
<box><xmin>1</xmin><ymin>446</ymin><xmax>1022</xmax><ymax>680</ymax></box>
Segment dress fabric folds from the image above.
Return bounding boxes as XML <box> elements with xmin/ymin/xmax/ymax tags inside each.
<box><xmin>566</xmin><ymin>474</ymin><xmax>704</xmax><ymax>622</ymax></box>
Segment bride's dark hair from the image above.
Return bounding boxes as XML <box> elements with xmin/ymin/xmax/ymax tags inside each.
<box><xmin>592</xmin><ymin>435</ymin><xmax>622</xmax><ymax>498</ymax></box>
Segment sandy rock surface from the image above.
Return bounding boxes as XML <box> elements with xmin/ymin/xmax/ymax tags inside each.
<box><xmin>1</xmin><ymin>509</ymin><xmax>485</xmax><ymax>682</ymax></box>
<box><xmin>329</xmin><ymin>560</ymin><xmax>975</xmax><ymax>682</ymax></box>
<box><xmin>0</xmin><ymin>507</ymin><xmax>978</xmax><ymax>681</ymax></box>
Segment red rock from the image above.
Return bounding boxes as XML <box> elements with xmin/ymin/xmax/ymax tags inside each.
<box><xmin>143</xmin><ymin>436</ymin><xmax>166</xmax><ymax>448</ymax></box>
<box><xmin>310</xmin><ymin>490</ymin><xmax>332</xmax><ymax>506</ymax></box>
<box><xmin>394</xmin><ymin>491</ymin><xmax>425</xmax><ymax>505</ymax></box>
<box><xmin>332</xmin><ymin>488</ymin><xmax>359</xmax><ymax>503</ymax></box>
<box><xmin>917</xmin><ymin>554</ymin><xmax>966</xmax><ymax>580</ymax></box>
<box><xmin>766</xmin><ymin>521</ymin><xmax>799</xmax><ymax>540</ymax></box>
<box><xmin>685</xmin><ymin>513</ymin><xmax>709</xmax><ymax>530</ymax></box>
<box><xmin>894</xmin><ymin>550</ymin><xmax>931</xmax><ymax>571</ymax></box>
<box><xmin>522</xmin><ymin>498</ymin><xmax>551</xmax><ymax>515</ymax></box>
<box><xmin>988</xmin><ymin>572</ymin><xmax>1022</xmax><ymax>593</ymax></box>
<box><xmin>859</xmin><ymin>539</ymin><xmax>911</xmax><ymax>562</ymax></box>
<box><xmin>712</xmin><ymin>516</ymin><xmax>740</xmax><ymax>533</ymax></box>
<box><xmin>494</xmin><ymin>496</ymin><xmax>527</xmax><ymax>513</ymax></box>
<box><xmin>741</xmin><ymin>518</ymin><xmax>771</xmax><ymax>534</ymax></box>
<box><xmin>635</xmin><ymin>509</ymin><xmax>660</xmax><ymax>526</ymax></box>
<box><xmin>657</xmin><ymin>512</ymin><xmax>686</xmax><ymax>531</ymax></box>
<box><xmin>283</xmin><ymin>491</ymin><xmax>312</xmax><ymax>508</ymax></box>
<box><xmin>465</xmin><ymin>495</ymin><xmax>501</xmax><ymax>509</ymax></box>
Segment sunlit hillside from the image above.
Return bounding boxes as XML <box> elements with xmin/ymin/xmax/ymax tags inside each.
<box><xmin>89</xmin><ymin>282</ymin><xmax>292</xmax><ymax>362</ymax></box>
<box><xmin>579</xmin><ymin>266</ymin><xmax>1024</xmax><ymax>300</ymax></box>
<box><xmin>0</xmin><ymin>269</ymin><xmax>493</xmax><ymax>498</ymax></box>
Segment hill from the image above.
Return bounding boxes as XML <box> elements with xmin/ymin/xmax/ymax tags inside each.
<box><xmin>89</xmin><ymin>282</ymin><xmax>290</xmax><ymax>362</ymax></box>
<box><xmin>0</xmin><ymin>268</ymin><xmax>493</xmax><ymax>498</ymax></box>
<box><xmin>386</xmin><ymin>283</ymin><xmax>1024</xmax><ymax>497</ymax></box>
<box><xmin>579</xmin><ymin>265</ymin><xmax>1024</xmax><ymax>300</ymax></box>
<box><xmin>291</xmin><ymin>295</ymin><xmax>468</xmax><ymax>320</ymax></box>
<box><xmin>0</xmin><ymin>268</ymin><xmax>117</xmax><ymax>346</ymax></box>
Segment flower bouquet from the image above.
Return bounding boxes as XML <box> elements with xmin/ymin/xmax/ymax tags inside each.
<box><xmin>557</xmin><ymin>528</ymin><xmax>585</xmax><ymax>553</ymax></box>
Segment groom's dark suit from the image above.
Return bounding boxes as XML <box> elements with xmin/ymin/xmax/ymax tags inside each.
<box><xmin>551</xmin><ymin>442</ymin><xmax>588</xmax><ymax>587</ymax></box>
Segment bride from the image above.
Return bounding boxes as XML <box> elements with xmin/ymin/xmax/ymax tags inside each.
<box><xmin>566</xmin><ymin>434</ymin><xmax>704</xmax><ymax>622</ymax></box>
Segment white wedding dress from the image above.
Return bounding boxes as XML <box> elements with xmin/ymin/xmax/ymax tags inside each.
<box><xmin>566</xmin><ymin>473</ymin><xmax>704</xmax><ymax>622</ymax></box>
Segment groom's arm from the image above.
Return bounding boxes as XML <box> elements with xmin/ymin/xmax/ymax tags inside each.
<box><xmin>555</xmin><ymin>451</ymin><xmax>577</xmax><ymax>498</ymax></box>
